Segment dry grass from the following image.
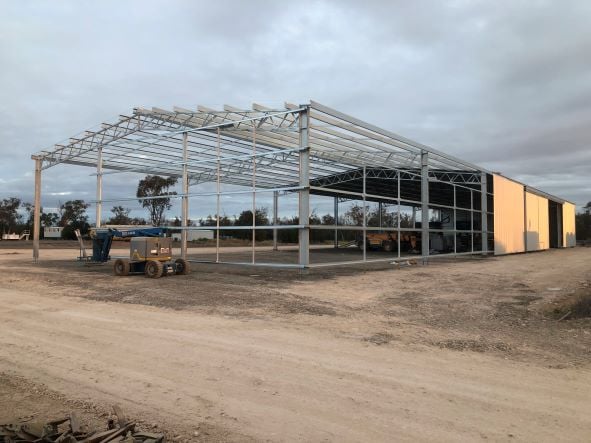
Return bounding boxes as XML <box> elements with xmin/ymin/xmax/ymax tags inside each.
<box><xmin>548</xmin><ymin>286</ymin><xmax>591</xmax><ymax>320</ymax></box>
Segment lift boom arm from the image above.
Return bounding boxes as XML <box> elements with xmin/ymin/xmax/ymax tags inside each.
<box><xmin>91</xmin><ymin>227</ymin><xmax>164</xmax><ymax>262</ymax></box>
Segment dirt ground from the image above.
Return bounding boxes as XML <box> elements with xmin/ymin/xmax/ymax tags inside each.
<box><xmin>1</xmin><ymin>243</ymin><xmax>590</xmax><ymax>442</ymax></box>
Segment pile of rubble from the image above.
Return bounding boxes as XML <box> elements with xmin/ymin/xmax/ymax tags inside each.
<box><xmin>0</xmin><ymin>407</ymin><xmax>164</xmax><ymax>443</ymax></box>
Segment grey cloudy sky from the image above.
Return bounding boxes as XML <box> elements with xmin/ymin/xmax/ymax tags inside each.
<box><xmin>1</xmin><ymin>0</ymin><xmax>590</xmax><ymax>221</ymax></box>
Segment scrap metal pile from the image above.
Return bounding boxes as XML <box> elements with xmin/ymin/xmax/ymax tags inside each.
<box><xmin>0</xmin><ymin>407</ymin><xmax>164</xmax><ymax>443</ymax></box>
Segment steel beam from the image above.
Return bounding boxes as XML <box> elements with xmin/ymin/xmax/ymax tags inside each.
<box><xmin>309</xmin><ymin>101</ymin><xmax>485</xmax><ymax>173</ymax></box>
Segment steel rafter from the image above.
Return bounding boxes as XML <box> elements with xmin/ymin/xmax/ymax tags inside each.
<box><xmin>31</xmin><ymin>102</ymin><xmax>493</xmax><ymax>190</ymax></box>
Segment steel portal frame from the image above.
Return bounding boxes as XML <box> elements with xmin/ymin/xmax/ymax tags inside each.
<box><xmin>32</xmin><ymin>101</ymin><xmax>500</xmax><ymax>267</ymax></box>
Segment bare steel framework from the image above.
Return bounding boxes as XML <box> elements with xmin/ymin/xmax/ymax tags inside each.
<box><xmin>32</xmin><ymin>101</ymin><xmax>500</xmax><ymax>268</ymax></box>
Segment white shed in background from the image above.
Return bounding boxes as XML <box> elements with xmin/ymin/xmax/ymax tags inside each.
<box><xmin>44</xmin><ymin>226</ymin><xmax>63</xmax><ymax>239</ymax></box>
<box><xmin>171</xmin><ymin>230</ymin><xmax>214</xmax><ymax>242</ymax></box>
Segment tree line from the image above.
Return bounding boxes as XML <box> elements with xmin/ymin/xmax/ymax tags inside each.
<box><xmin>576</xmin><ymin>202</ymin><xmax>591</xmax><ymax>241</ymax></box>
<box><xmin>0</xmin><ymin>175</ymin><xmax>177</xmax><ymax>240</ymax></box>
<box><xmin>2</xmin><ymin>174</ymin><xmax>590</xmax><ymax>241</ymax></box>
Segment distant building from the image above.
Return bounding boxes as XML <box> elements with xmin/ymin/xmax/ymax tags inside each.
<box><xmin>44</xmin><ymin>226</ymin><xmax>63</xmax><ymax>239</ymax></box>
<box><xmin>171</xmin><ymin>230</ymin><xmax>214</xmax><ymax>242</ymax></box>
<box><xmin>2</xmin><ymin>230</ymin><xmax>30</xmax><ymax>241</ymax></box>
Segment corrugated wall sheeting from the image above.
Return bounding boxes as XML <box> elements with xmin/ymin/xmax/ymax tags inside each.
<box><xmin>493</xmin><ymin>175</ymin><xmax>525</xmax><ymax>255</ymax></box>
<box><xmin>563</xmin><ymin>202</ymin><xmax>576</xmax><ymax>247</ymax></box>
<box><xmin>525</xmin><ymin>192</ymin><xmax>550</xmax><ymax>251</ymax></box>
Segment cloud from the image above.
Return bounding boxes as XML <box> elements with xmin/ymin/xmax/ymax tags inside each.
<box><xmin>1</xmin><ymin>0</ymin><xmax>589</xmax><ymax>222</ymax></box>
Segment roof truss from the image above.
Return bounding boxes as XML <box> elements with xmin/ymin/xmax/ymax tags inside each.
<box><xmin>32</xmin><ymin>101</ymin><xmax>489</xmax><ymax>189</ymax></box>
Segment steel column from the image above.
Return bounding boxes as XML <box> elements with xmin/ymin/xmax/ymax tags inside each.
<box><xmin>421</xmin><ymin>151</ymin><xmax>429</xmax><ymax>258</ymax></box>
<box><xmin>397</xmin><ymin>170</ymin><xmax>401</xmax><ymax>258</ymax></box>
<box><xmin>216</xmin><ymin>128</ymin><xmax>221</xmax><ymax>262</ymax></box>
<box><xmin>252</xmin><ymin>125</ymin><xmax>257</xmax><ymax>264</ymax></box>
<box><xmin>362</xmin><ymin>166</ymin><xmax>367</xmax><ymax>261</ymax></box>
<box><xmin>273</xmin><ymin>191</ymin><xmax>278</xmax><ymax>251</ymax></box>
<box><xmin>181</xmin><ymin>132</ymin><xmax>188</xmax><ymax>259</ymax></box>
<box><xmin>334</xmin><ymin>196</ymin><xmax>338</xmax><ymax>248</ymax></box>
<box><xmin>32</xmin><ymin>158</ymin><xmax>42</xmax><ymax>263</ymax></box>
<box><xmin>298</xmin><ymin>109</ymin><xmax>310</xmax><ymax>267</ymax></box>
<box><xmin>453</xmin><ymin>185</ymin><xmax>457</xmax><ymax>254</ymax></box>
<box><xmin>470</xmin><ymin>190</ymin><xmax>474</xmax><ymax>253</ymax></box>
<box><xmin>481</xmin><ymin>172</ymin><xmax>488</xmax><ymax>254</ymax></box>
<box><xmin>557</xmin><ymin>204</ymin><xmax>563</xmax><ymax>248</ymax></box>
<box><xmin>96</xmin><ymin>146</ymin><xmax>103</xmax><ymax>228</ymax></box>
<box><xmin>523</xmin><ymin>188</ymin><xmax>527</xmax><ymax>252</ymax></box>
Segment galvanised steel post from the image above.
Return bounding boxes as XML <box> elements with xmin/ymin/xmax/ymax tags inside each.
<box><xmin>362</xmin><ymin>165</ymin><xmax>367</xmax><ymax>261</ymax></box>
<box><xmin>273</xmin><ymin>190</ymin><xmax>278</xmax><ymax>251</ymax></box>
<box><xmin>252</xmin><ymin>124</ymin><xmax>257</xmax><ymax>264</ymax></box>
<box><xmin>334</xmin><ymin>196</ymin><xmax>338</xmax><ymax>248</ymax></box>
<box><xmin>481</xmin><ymin>172</ymin><xmax>488</xmax><ymax>254</ymax></box>
<box><xmin>298</xmin><ymin>109</ymin><xmax>310</xmax><ymax>267</ymax></box>
<box><xmin>32</xmin><ymin>158</ymin><xmax>42</xmax><ymax>263</ymax></box>
<box><xmin>421</xmin><ymin>151</ymin><xmax>429</xmax><ymax>259</ymax></box>
<box><xmin>216</xmin><ymin>128</ymin><xmax>221</xmax><ymax>262</ymax></box>
<box><xmin>397</xmin><ymin>170</ymin><xmax>401</xmax><ymax>258</ymax></box>
<box><xmin>96</xmin><ymin>146</ymin><xmax>103</xmax><ymax>228</ymax></box>
<box><xmin>181</xmin><ymin>132</ymin><xmax>189</xmax><ymax>260</ymax></box>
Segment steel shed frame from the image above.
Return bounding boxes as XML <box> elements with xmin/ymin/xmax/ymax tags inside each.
<box><xmin>31</xmin><ymin>101</ymin><xmax>571</xmax><ymax>267</ymax></box>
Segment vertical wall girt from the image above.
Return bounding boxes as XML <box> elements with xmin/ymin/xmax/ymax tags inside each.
<box><xmin>298</xmin><ymin>109</ymin><xmax>310</xmax><ymax>267</ymax></box>
<box><xmin>181</xmin><ymin>132</ymin><xmax>189</xmax><ymax>259</ymax></box>
<box><xmin>421</xmin><ymin>151</ymin><xmax>429</xmax><ymax>258</ymax></box>
<box><xmin>96</xmin><ymin>147</ymin><xmax>103</xmax><ymax>228</ymax></box>
<box><xmin>481</xmin><ymin>172</ymin><xmax>488</xmax><ymax>254</ymax></box>
<box><xmin>32</xmin><ymin>158</ymin><xmax>42</xmax><ymax>263</ymax></box>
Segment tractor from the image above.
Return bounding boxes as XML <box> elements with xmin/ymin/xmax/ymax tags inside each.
<box><xmin>359</xmin><ymin>232</ymin><xmax>419</xmax><ymax>253</ymax></box>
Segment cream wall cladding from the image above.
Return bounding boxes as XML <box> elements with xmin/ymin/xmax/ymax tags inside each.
<box><xmin>493</xmin><ymin>175</ymin><xmax>525</xmax><ymax>255</ymax></box>
<box><xmin>562</xmin><ymin>202</ymin><xmax>576</xmax><ymax>247</ymax></box>
<box><xmin>525</xmin><ymin>192</ymin><xmax>550</xmax><ymax>251</ymax></box>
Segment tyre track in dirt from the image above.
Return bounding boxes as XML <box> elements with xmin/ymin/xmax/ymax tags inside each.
<box><xmin>1</xmin><ymin>288</ymin><xmax>591</xmax><ymax>442</ymax></box>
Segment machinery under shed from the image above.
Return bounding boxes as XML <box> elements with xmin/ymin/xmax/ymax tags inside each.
<box><xmin>31</xmin><ymin>101</ymin><xmax>576</xmax><ymax>268</ymax></box>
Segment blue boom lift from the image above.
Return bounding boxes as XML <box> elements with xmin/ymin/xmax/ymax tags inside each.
<box><xmin>89</xmin><ymin>228</ymin><xmax>189</xmax><ymax>278</ymax></box>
